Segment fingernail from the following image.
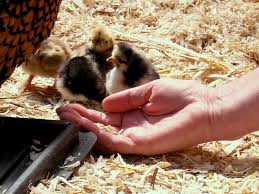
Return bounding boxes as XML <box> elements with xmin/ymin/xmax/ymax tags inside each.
<box><xmin>58</xmin><ymin>111</ymin><xmax>71</xmax><ymax>119</ymax></box>
<box><xmin>57</xmin><ymin>106</ymin><xmax>69</xmax><ymax>115</ymax></box>
<box><xmin>58</xmin><ymin>112</ymin><xmax>66</xmax><ymax>120</ymax></box>
<box><xmin>56</xmin><ymin>107</ymin><xmax>63</xmax><ymax>114</ymax></box>
<box><xmin>59</xmin><ymin>112</ymin><xmax>81</xmax><ymax>127</ymax></box>
<box><xmin>56</xmin><ymin>109</ymin><xmax>61</xmax><ymax>115</ymax></box>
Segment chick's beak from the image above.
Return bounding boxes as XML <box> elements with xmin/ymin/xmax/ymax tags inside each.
<box><xmin>106</xmin><ymin>57</ymin><xmax>117</xmax><ymax>66</ymax></box>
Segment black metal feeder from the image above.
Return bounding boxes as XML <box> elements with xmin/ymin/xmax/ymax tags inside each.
<box><xmin>0</xmin><ymin>116</ymin><xmax>97</xmax><ymax>194</ymax></box>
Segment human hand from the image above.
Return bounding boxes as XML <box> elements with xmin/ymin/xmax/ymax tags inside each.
<box><xmin>57</xmin><ymin>78</ymin><xmax>220</xmax><ymax>155</ymax></box>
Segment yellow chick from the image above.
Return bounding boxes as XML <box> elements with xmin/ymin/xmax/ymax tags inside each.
<box><xmin>22</xmin><ymin>37</ymin><xmax>72</xmax><ymax>92</ymax></box>
<box><xmin>88</xmin><ymin>26</ymin><xmax>114</xmax><ymax>53</ymax></box>
<box><xmin>71</xmin><ymin>27</ymin><xmax>115</xmax><ymax>80</ymax></box>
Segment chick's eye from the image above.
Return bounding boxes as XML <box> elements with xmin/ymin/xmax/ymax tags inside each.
<box><xmin>118</xmin><ymin>58</ymin><xmax>126</xmax><ymax>64</ymax></box>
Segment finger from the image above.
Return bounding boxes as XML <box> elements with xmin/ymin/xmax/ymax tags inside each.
<box><xmin>59</xmin><ymin>110</ymin><xmax>98</xmax><ymax>133</ymax></box>
<box><xmin>58</xmin><ymin>111</ymin><xmax>137</xmax><ymax>154</ymax></box>
<box><xmin>142</xmin><ymin>102</ymin><xmax>176</xmax><ymax>116</ymax></box>
<box><xmin>103</xmin><ymin>82</ymin><xmax>154</xmax><ymax>112</ymax></box>
<box><xmin>57</xmin><ymin>104</ymin><xmax>122</xmax><ymax>127</ymax></box>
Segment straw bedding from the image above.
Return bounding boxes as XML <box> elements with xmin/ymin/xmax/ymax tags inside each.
<box><xmin>0</xmin><ymin>0</ymin><xmax>258</xmax><ymax>193</ymax></box>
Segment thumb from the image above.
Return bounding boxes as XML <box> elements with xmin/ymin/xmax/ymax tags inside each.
<box><xmin>102</xmin><ymin>82</ymin><xmax>154</xmax><ymax>112</ymax></box>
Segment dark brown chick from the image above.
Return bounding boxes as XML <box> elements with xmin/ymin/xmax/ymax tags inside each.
<box><xmin>22</xmin><ymin>37</ymin><xmax>72</xmax><ymax>92</ymax></box>
<box><xmin>55</xmin><ymin>27</ymin><xmax>115</xmax><ymax>103</ymax></box>
<box><xmin>56</xmin><ymin>56</ymin><xmax>108</xmax><ymax>103</ymax></box>
<box><xmin>106</xmin><ymin>42</ymin><xmax>160</xmax><ymax>94</ymax></box>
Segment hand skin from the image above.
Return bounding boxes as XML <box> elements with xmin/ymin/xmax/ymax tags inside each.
<box><xmin>57</xmin><ymin>68</ymin><xmax>259</xmax><ymax>156</ymax></box>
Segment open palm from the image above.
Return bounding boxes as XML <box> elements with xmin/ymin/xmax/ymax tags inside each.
<box><xmin>57</xmin><ymin>79</ymin><xmax>216</xmax><ymax>155</ymax></box>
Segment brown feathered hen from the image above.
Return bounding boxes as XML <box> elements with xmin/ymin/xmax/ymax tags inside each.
<box><xmin>0</xmin><ymin>0</ymin><xmax>62</xmax><ymax>87</ymax></box>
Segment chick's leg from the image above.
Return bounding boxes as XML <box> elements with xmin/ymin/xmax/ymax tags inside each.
<box><xmin>45</xmin><ymin>79</ymin><xmax>59</xmax><ymax>95</ymax></box>
<box><xmin>23</xmin><ymin>75</ymin><xmax>35</xmax><ymax>92</ymax></box>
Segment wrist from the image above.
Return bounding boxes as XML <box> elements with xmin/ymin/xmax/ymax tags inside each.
<box><xmin>208</xmin><ymin>84</ymin><xmax>258</xmax><ymax>141</ymax></box>
<box><xmin>202</xmin><ymin>86</ymin><xmax>224</xmax><ymax>141</ymax></box>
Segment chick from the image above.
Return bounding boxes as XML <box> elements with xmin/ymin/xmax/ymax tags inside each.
<box><xmin>88</xmin><ymin>27</ymin><xmax>114</xmax><ymax>53</ymax></box>
<box><xmin>22</xmin><ymin>37</ymin><xmax>72</xmax><ymax>92</ymax></box>
<box><xmin>55</xmin><ymin>27</ymin><xmax>114</xmax><ymax>103</ymax></box>
<box><xmin>106</xmin><ymin>42</ymin><xmax>160</xmax><ymax>94</ymax></box>
<box><xmin>72</xmin><ymin>27</ymin><xmax>114</xmax><ymax>80</ymax></box>
<box><xmin>56</xmin><ymin>56</ymin><xmax>108</xmax><ymax>103</ymax></box>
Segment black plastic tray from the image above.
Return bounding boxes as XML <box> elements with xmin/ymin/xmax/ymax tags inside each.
<box><xmin>0</xmin><ymin>116</ymin><xmax>97</xmax><ymax>194</ymax></box>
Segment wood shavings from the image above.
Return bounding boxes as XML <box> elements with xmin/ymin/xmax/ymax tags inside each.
<box><xmin>96</xmin><ymin>123</ymin><xmax>118</xmax><ymax>135</ymax></box>
<box><xmin>96</xmin><ymin>123</ymin><xmax>126</xmax><ymax>135</ymax></box>
<box><xmin>56</xmin><ymin>176</ymin><xmax>82</xmax><ymax>191</ymax></box>
<box><xmin>62</xmin><ymin>161</ymin><xmax>81</xmax><ymax>170</ymax></box>
<box><xmin>63</xmin><ymin>155</ymin><xmax>77</xmax><ymax>165</ymax></box>
<box><xmin>30</xmin><ymin>152</ymin><xmax>259</xmax><ymax>193</ymax></box>
<box><xmin>151</xmin><ymin>167</ymin><xmax>158</xmax><ymax>189</ymax></box>
<box><xmin>156</xmin><ymin>161</ymin><xmax>172</xmax><ymax>169</ymax></box>
<box><xmin>82</xmin><ymin>0</ymin><xmax>95</xmax><ymax>8</ymax></box>
<box><xmin>220</xmin><ymin>139</ymin><xmax>245</xmax><ymax>155</ymax></box>
<box><xmin>0</xmin><ymin>0</ymin><xmax>257</xmax><ymax>193</ymax></box>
